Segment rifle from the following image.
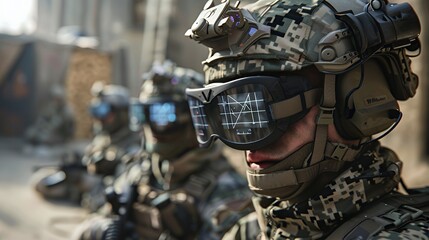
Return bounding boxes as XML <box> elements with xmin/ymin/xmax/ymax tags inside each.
<box><xmin>33</xmin><ymin>150</ymin><xmax>85</xmax><ymax>171</ymax></box>
<box><xmin>104</xmin><ymin>183</ymin><xmax>139</xmax><ymax>240</ymax></box>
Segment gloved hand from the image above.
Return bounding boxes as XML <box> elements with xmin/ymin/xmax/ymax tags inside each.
<box><xmin>71</xmin><ymin>215</ymin><xmax>117</xmax><ymax>240</ymax></box>
<box><xmin>85</xmin><ymin>146</ymin><xmax>123</xmax><ymax>176</ymax></box>
<box><xmin>132</xmin><ymin>191</ymin><xmax>201</xmax><ymax>240</ymax></box>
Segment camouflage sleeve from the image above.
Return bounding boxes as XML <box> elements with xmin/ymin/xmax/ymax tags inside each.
<box><xmin>197</xmin><ymin>170</ymin><xmax>256</xmax><ymax>240</ymax></box>
<box><xmin>371</xmin><ymin>219</ymin><xmax>429</xmax><ymax>240</ymax></box>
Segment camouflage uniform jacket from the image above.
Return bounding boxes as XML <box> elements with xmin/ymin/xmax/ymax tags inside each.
<box><xmin>117</xmin><ymin>142</ymin><xmax>254</xmax><ymax>240</ymax></box>
<box><xmin>224</xmin><ymin>143</ymin><xmax>429</xmax><ymax>239</ymax></box>
<box><xmin>82</xmin><ymin>127</ymin><xmax>141</xmax><ymax>177</ymax></box>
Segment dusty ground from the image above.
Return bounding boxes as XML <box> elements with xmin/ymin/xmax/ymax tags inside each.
<box><xmin>0</xmin><ymin>139</ymin><xmax>89</xmax><ymax>240</ymax></box>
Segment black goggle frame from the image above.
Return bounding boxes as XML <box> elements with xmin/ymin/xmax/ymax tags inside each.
<box><xmin>186</xmin><ymin>76</ymin><xmax>321</xmax><ymax>150</ymax></box>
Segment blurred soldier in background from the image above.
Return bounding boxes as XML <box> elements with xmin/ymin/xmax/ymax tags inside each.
<box><xmin>71</xmin><ymin>61</ymin><xmax>254</xmax><ymax>240</ymax></box>
<box><xmin>24</xmin><ymin>84</ymin><xmax>75</xmax><ymax>146</ymax></box>
<box><xmin>185</xmin><ymin>0</ymin><xmax>429</xmax><ymax>239</ymax></box>
<box><xmin>31</xmin><ymin>82</ymin><xmax>140</xmax><ymax>212</ymax></box>
<box><xmin>83</xmin><ymin>82</ymin><xmax>141</xmax><ymax>179</ymax></box>
<box><xmin>79</xmin><ymin>82</ymin><xmax>141</xmax><ymax>210</ymax></box>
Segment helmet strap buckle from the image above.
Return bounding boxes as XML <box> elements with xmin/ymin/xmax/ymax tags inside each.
<box><xmin>309</xmin><ymin>74</ymin><xmax>337</xmax><ymax>166</ymax></box>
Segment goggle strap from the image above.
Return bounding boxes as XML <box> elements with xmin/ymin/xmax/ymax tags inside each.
<box><xmin>270</xmin><ymin>88</ymin><xmax>322</xmax><ymax>120</ymax></box>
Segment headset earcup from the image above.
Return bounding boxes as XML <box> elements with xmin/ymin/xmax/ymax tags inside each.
<box><xmin>333</xmin><ymin>59</ymin><xmax>400</xmax><ymax>140</ymax></box>
<box><xmin>333</xmin><ymin>107</ymin><xmax>354</xmax><ymax>140</ymax></box>
<box><xmin>333</xmin><ymin>66</ymin><xmax>361</xmax><ymax>140</ymax></box>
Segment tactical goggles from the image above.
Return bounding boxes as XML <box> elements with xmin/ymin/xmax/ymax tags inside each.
<box><xmin>89</xmin><ymin>101</ymin><xmax>111</xmax><ymax>119</ymax></box>
<box><xmin>185</xmin><ymin>76</ymin><xmax>321</xmax><ymax>150</ymax></box>
<box><xmin>129</xmin><ymin>99</ymin><xmax>191</xmax><ymax>133</ymax></box>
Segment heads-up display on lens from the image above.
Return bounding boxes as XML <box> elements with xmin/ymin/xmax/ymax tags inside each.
<box><xmin>216</xmin><ymin>85</ymin><xmax>274</xmax><ymax>144</ymax></box>
<box><xmin>90</xmin><ymin>102</ymin><xmax>111</xmax><ymax>119</ymax></box>
<box><xmin>149</xmin><ymin>102</ymin><xmax>177</xmax><ymax>127</ymax></box>
<box><xmin>185</xmin><ymin>76</ymin><xmax>322</xmax><ymax>150</ymax></box>
<box><xmin>188</xmin><ymin>97</ymin><xmax>210</xmax><ymax>142</ymax></box>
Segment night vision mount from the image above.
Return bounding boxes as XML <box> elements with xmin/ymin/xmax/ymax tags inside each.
<box><xmin>184</xmin><ymin>0</ymin><xmax>270</xmax><ymax>62</ymax></box>
<box><xmin>315</xmin><ymin>0</ymin><xmax>421</xmax><ymax>74</ymax></box>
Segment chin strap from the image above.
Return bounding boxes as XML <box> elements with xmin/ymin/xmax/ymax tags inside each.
<box><xmin>247</xmin><ymin>74</ymin><xmax>364</xmax><ymax>199</ymax></box>
<box><xmin>247</xmin><ymin>142</ymin><xmax>361</xmax><ymax>193</ymax></box>
<box><xmin>308</xmin><ymin>73</ymin><xmax>337</xmax><ymax>166</ymax></box>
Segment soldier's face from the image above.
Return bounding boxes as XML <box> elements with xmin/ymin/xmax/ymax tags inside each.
<box><xmin>246</xmin><ymin>106</ymin><xmax>317</xmax><ymax>170</ymax></box>
<box><xmin>246</xmin><ymin>103</ymin><xmax>357</xmax><ymax>170</ymax></box>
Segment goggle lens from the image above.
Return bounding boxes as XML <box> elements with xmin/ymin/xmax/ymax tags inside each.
<box><xmin>186</xmin><ymin>75</ymin><xmax>321</xmax><ymax>150</ymax></box>
<box><xmin>216</xmin><ymin>84</ymin><xmax>274</xmax><ymax>144</ymax></box>
<box><xmin>129</xmin><ymin>100</ymin><xmax>189</xmax><ymax>133</ymax></box>
<box><xmin>90</xmin><ymin>102</ymin><xmax>111</xmax><ymax>119</ymax></box>
<box><xmin>188</xmin><ymin>96</ymin><xmax>211</xmax><ymax>142</ymax></box>
<box><xmin>187</xmin><ymin>81</ymin><xmax>276</xmax><ymax>149</ymax></box>
<box><xmin>149</xmin><ymin>102</ymin><xmax>177</xmax><ymax>127</ymax></box>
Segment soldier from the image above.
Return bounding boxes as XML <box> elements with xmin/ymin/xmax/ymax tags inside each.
<box><xmin>83</xmin><ymin>82</ymin><xmax>141</xmax><ymax>178</ymax></box>
<box><xmin>80</xmin><ymin>82</ymin><xmax>141</xmax><ymax>210</ymax></box>
<box><xmin>71</xmin><ymin>61</ymin><xmax>254</xmax><ymax>240</ymax></box>
<box><xmin>31</xmin><ymin>82</ymin><xmax>140</xmax><ymax>211</ymax></box>
<box><xmin>185</xmin><ymin>0</ymin><xmax>429</xmax><ymax>239</ymax></box>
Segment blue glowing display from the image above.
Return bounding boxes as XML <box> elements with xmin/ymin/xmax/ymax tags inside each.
<box><xmin>150</xmin><ymin>102</ymin><xmax>176</xmax><ymax>126</ymax></box>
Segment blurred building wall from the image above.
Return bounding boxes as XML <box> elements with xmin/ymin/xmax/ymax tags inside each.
<box><xmin>0</xmin><ymin>36</ymin><xmax>36</xmax><ymax>137</ymax></box>
<box><xmin>34</xmin><ymin>0</ymin><xmax>260</xmax><ymax>98</ymax></box>
<box><xmin>65</xmin><ymin>48</ymin><xmax>112</xmax><ymax>139</ymax></box>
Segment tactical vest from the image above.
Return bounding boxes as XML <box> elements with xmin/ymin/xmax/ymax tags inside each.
<box><xmin>326</xmin><ymin>188</ymin><xmax>429</xmax><ymax>239</ymax></box>
<box><xmin>132</xmin><ymin>157</ymin><xmax>232</xmax><ymax>239</ymax></box>
<box><xmin>84</xmin><ymin>127</ymin><xmax>140</xmax><ymax>176</ymax></box>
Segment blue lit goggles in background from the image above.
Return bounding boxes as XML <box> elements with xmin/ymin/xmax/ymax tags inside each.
<box><xmin>185</xmin><ymin>76</ymin><xmax>321</xmax><ymax>150</ymax></box>
<box><xmin>129</xmin><ymin>99</ymin><xmax>191</xmax><ymax>133</ymax></box>
<box><xmin>89</xmin><ymin>101</ymin><xmax>111</xmax><ymax>119</ymax></box>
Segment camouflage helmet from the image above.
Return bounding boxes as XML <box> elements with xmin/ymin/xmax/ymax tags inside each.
<box><xmin>185</xmin><ymin>0</ymin><xmax>343</xmax><ymax>82</ymax></box>
<box><xmin>139</xmin><ymin>60</ymin><xmax>204</xmax><ymax>103</ymax></box>
<box><xmin>90</xmin><ymin>82</ymin><xmax>130</xmax><ymax>134</ymax></box>
<box><xmin>91</xmin><ymin>81</ymin><xmax>130</xmax><ymax>108</ymax></box>
<box><xmin>185</xmin><ymin>0</ymin><xmax>419</xmax><ymax>84</ymax></box>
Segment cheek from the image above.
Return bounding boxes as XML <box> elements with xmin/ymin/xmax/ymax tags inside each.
<box><xmin>274</xmin><ymin>114</ymin><xmax>317</xmax><ymax>154</ymax></box>
<box><xmin>327</xmin><ymin>125</ymin><xmax>341</xmax><ymax>142</ymax></box>
<box><xmin>327</xmin><ymin>124</ymin><xmax>360</xmax><ymax>145</ymax></box>
<box><xmin>290</xmin><ymin>115</ymin><xmax>316</xmax><ymax>143</ymax></box>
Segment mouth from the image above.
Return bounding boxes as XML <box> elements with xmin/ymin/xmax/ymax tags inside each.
<box><xmin>246</xmin><ymin>150</ymin><xmax>280</xmax><ymax>170</ymax></box>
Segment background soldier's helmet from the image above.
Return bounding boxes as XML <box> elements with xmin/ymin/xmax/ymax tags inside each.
<box><xmin>139</xmin><ymin>61</ymin><xmax>204</xmax><ymax>103</ymax></box>
<box><xmin>89</xmin><ymin>82</ymin><xmax>130</xmax><ymax>134</ymax></box>
<box><xmin>137</xmin><ymin>60</ymin><xmax>204</xmax><ymax>158</ymax></box>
